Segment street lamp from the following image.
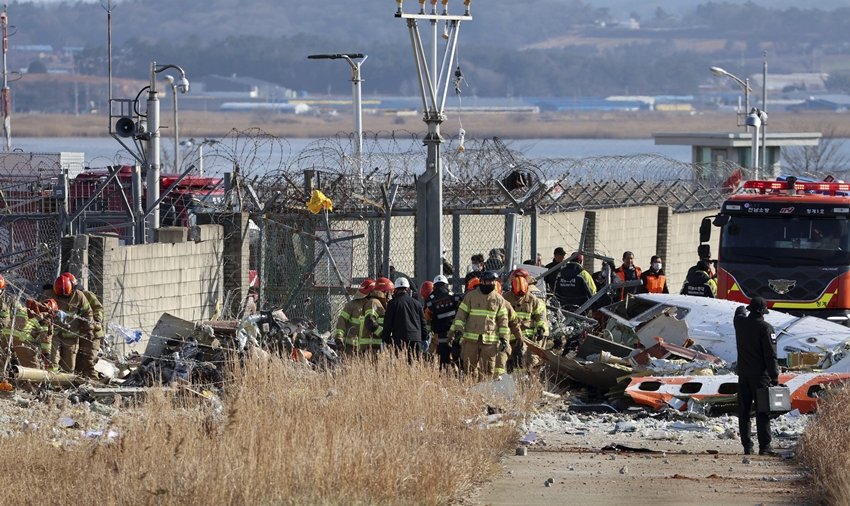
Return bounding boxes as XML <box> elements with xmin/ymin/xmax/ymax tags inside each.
<box><xmin>147</xmin><ymin>61</ymin><xmax>188</xmax><ymax>235</ymax></box>
<box><xmin>163</xmin><ymin>75</ymin><xmax>180</xmax><ymax>174</ymax></box>
<box><xmin>710</xmin><ymin>66</ymin><xmax>753</xmax><ymax>132</ymax></box>
<box><xmin>180</xmin><ymin>138</ymin><xmax>218</xmax><ymax>177</ymax></box>
<box><xmin>307</xmin><ymin>53</ymin><xmax>367</xmax><ymax>183</ymax></box>
<box><xmin>745</xmin><ymin>108</ymin><xmax>762</xmax><ymax>178</ymax></box>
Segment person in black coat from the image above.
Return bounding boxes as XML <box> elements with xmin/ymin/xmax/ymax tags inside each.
<box><xmin>383</xmin><ymin>277</ymin><xmax>428</xmax><ymax>359</ymax></box>
<box><xmin>734</xmin><ymin>296</ymin><xmax>780</xmax><ymax>456</ymax></box>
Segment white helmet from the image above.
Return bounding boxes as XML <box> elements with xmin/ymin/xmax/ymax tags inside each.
<box><xmin>394</xmin><ymin>277</ymin><xmax>410</xmax><ymax>289</ymax></box>
<box><xmin>433</xmin><ymin>275</ymin><xmax>448</xmax><ymax>285</ymax></box>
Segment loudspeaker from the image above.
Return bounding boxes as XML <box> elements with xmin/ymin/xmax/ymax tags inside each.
<box><xmin>115</xmin><ymin>117</ymin><xmax>136</xmax><ymax>138</ymax></box>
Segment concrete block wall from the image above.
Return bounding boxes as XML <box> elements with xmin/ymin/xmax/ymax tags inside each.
<box><xmin>534</xmin><ymin>210</ymin><xmax>586</xmax><ymax>265</ymax></box>
<box><xmin>667</xmin><ymin>209</ymin><xmax>721</xmax><ymax>290</ymax></box>
<box><xmin>84</xmin><ymin>224</ymin><xmax>225</xmax><ymax>351</ymax></box>
<box><xmin>196</xmin><ymin>213</ymin><xmax>251</xmax><ymax>317</ymax></box>
<box><xmin>593</xmin><ymin>206</ymin><xmax>660</xmax><ymax>274</ymax></box>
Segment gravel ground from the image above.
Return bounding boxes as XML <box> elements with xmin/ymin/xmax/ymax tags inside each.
<box><xmin>461</xmin><ymin>395</ymin><xmax>813</xmax><ymax>506</ymax></box>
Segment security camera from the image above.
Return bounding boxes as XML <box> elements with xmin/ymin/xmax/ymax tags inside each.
<box><xmin>177</xmin><ymin>77</ymin><xmax>189</xmax><ymax>93</ymax></box>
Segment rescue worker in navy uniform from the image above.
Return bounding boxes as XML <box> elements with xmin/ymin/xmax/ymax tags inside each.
<box><xmin>424</xmin><ymin>275</ymin><xmax>462</xmax><ymax>368</ymax></box>
<box><xmin>734</xmin><ymin>296</ymin><xmax>780</xmax><ymax>456</ymax></box>
<box><xmin>553</xmin><ymin>254</ymin><xmax>597</xmax><ymax>311</ymax></box>
<box><xmin>544</xmin><ymin>247</ymin><xmax>567</xmax><ymax>292</ymax></box>
<box><xmin>680</xmin><ymin>260</ymin><xmax>717</xmax><ymax>298</ymax></box>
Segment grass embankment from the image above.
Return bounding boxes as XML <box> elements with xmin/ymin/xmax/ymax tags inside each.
<box><xmin>13</xmin><ymin>110</ymin><xmax>846</xmax><ymax>140</ymax></box>
<box><xmin>0</xmin><ymin>352</ymin><xmax>538</xmax><ymax>506</ymax></box>
<box><xmin>798</xmin><ymin>385</ymin><xmax>850</xmax><ymax>505</ymax></box>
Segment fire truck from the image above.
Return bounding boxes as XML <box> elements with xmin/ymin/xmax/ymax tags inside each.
<box><xmin>704</xmin><ymin>176</ymin><xmax>850</xmax><ymax>324</ymax></box>
<box><xmin>70</xmin><ymin>165</ymin><xmax>225</xmax><ymax>228</ymax></box>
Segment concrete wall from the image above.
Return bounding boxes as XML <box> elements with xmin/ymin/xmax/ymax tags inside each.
<box><xmin>89</xmin><ymin>224</ymin><xmax>224</xmax><ymax>338</ymax></box>
<box><xmin>528</xmin><ymin>206</ymin><xmax>721</xmax><ymax>289</ymax></box>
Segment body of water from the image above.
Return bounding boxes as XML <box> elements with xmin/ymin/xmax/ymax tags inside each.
<box><xmin>8</xmin><ymin>136</ymin><xmax>694</xmax><ymax>168</ymax></box>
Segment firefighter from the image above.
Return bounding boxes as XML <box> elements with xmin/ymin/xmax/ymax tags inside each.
<box><xmin>494</xmin><ymin>279</ymin><xmax>523</xmax><ymax>376</ymax></box>
<box><xmin>334</xmin><ymin>279</ymin><xmax>379</xmax><ymax>355</ymax></box>
<box><xmin>613</xmin><ymin>251</ymin><xmax>642</xmax><ymax>301</ymax></box>
<box><xmin>681</xmin><ymin>260</ymin><xmax>717</xmax><ymax>298</ymax></box>
<box><xmin>503</xmin><ymin>271</ymin><xmax>548</xmax><ymax>371</ymax></box>
<box><xmin>424</xmin><ymin>275</ymin><xmax>462</xmax><ymax>368</ymax></box>
<box><xmin>553</xmin><ymin>254</ymin><xmax>597</xmax><ymax>310</ymax></box>
<box><xmin>0</xmin><ymin>275</ymin><xmax>39</xmax><ymax>372</ymax></box>
<box><xmin>45</xmin><ymin>273</ymin><xmax>93</xmax><ymax>374</ymax></box>
<box><xmin>23</xmin><ymin>298</ymin><xmax>58</xmax><ymax>369</ymax></box>
<box><xmin>451</xmin><ymin>271</ymin><xmax>510</xmax><ymax>381</ymax></box>
<box><xmin>68</xmin><ymin>275</ymin><xmax>105</xmax><ymax>378</ymax></box>
<box><xmin>639</xmin><ymin>256</ymin><xmax>669</xmax><ymax>294</ymax></box>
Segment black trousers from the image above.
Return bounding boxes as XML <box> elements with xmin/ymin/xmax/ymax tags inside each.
<box><xmin>737</xmin><ymin>375</ymin><xmax>772</xmax><ymax>451</ymax></box>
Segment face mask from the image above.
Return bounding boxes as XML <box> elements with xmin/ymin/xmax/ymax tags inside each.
<box><xmin>472</xmin><ymin>264</ymin><xmax>479</xmax><ymax>272</ymax></box>
<box><xmin>652</xmin><ymin>262</ymin><xmax>662</xmax><ymax>271</ymax></box>
<box><xmin>479</xmin><ymin>284</ymin><xmax>495</xmax><ymax>295</ymax></box>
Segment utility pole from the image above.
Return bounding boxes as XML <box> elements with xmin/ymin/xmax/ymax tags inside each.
<box><xmin>1</xmin><ymin>6</ymin><xmax>11</xmax><ymax>151</ymax></box>
<box><xmin>396</xmin><ymin>0</ymin><xmax>472</xmax><ymax>282</ymax></box>
<box><xmin>762</xmin><ymin>51</ymin><xmax>768</xmax><ymax>171</ymax></box>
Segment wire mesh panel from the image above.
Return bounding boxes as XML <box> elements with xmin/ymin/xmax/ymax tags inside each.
<box><xmin>0</xmin><ymin>216</ymin><xmax>61</xmax><ymax>291</ymax></box>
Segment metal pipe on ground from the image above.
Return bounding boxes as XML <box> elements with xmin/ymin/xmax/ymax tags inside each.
<box><xmin>13</xmin><ymin>366</ymin><xmax>77</xmax><ymax>385</ymax></box>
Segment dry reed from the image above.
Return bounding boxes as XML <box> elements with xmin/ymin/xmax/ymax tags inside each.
<box><xmin>797</xmin><ymin>385</ymin><xmax>850</xmax><ymax>505</ymax></box>
<box><xmin>0</xmin><ymin>351</ymin><xmax>538</xmax><ymax>506</ymax></box>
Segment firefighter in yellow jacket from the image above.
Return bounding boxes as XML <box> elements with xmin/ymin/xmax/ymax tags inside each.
<box><xmin>43</xmin><ymin>274</ymin><xmax>93</xmax><ymax>373</ymax></box>
<box><xmin>494</xmin><ymin>280</ymin><xmax>522</xmax><ymax>375</ymax></box>
<box><xmin>503</xmin><ymin>270</ymin><xmax>549</xmax><ymax>370</ymax></box>
<box><xmin>0</xmin><ymin>275</ymin><xmax>40</xmax><ymax>371</ymax></box>
<box><xmin>334</xmin><ymin>279</ymin><xmax>383</xmax><ymax>355</ymax></box>
<box><xmin>451</xmin><ymin>271</ymin><xmax>510</xmax><ymax>381</ymax></box>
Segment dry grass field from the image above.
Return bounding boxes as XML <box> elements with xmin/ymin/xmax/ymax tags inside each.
<box><xmin>0</xmin><ymin>352</ymin><xmax>540</xmax><ymax>506</ymax></box>
<box><xmin>797</xmin><ymin>385</ymin><xmax>850</xmax><ymax>505</ymax></box>
<box><xmin>12</xmin><ymin>110</ymin><xmax>850</xmax><ymax>140</ymax></box>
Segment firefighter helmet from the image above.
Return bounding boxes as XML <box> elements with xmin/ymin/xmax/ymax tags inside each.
<box><xmin>53</xmin><ymin>274</ymin><xmax>74</xmax><ymax>296</ymax></box>
<box><xmin>43</xmin><ymin>298</ymin><xmax>59</xmax><ymax>312</ymax></box>
<box><xmin>0</xmin><ymin>274</ymin><xmax>5</xmax><ymax>292</ymax></box>
<box><xmin>467</xmin><ymin>277</ymin><xmax>481</xmax><ymax>291</ymax></box>
<box><xmin>512</xmin><ymin>268</ymin><xmax>529</xmax><ymax>278</ymax></box>
<box><xmin>512</xmin><ymin>276</ymin><xmax>529</xmax><ymax>296</ymax></box>
<box><xmin>432</xmin><ymin>274</ymin><xmax>449</xmax><ymax>285</ymax></box>
<box><xmin>358</xmin><ymin>279</ymin><xmax>376</xmax><ymax>295</ymax></box>
<box><xmin>62</xmin><ymin>272</ymin><xmax>78</xmax><ymax>287</ymax></box>
<box><xmin>480</xmin><ymin>271</ymin><xmax>499</xmax><ymax>282</ymax></box>
<box><xmin>420</xmin><ymin>281</ymin><xmax>434</xmax><ymax>300</ymax></box>
<box><xmin>394</xmin><ymin>277</ymin><xmax>410</xmax><ymax>290</ymax></box>
<box><xmin>375</xmin><ymin>277</ymin><xmax>394</xmax><ymax>292</ymax></box>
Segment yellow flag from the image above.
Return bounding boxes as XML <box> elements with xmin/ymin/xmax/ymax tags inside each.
<box><xmin>306</xmin><ymin>189</ymin><xmax>333</xmax><ymax>214</ymax></box>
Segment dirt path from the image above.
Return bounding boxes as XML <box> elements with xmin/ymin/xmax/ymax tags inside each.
<box><xmin>462</xmin><ymin>408</ymin><xmax>811</xmax><ymax>505</ymax></box>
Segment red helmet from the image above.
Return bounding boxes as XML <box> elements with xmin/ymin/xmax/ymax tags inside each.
<box><xmin>53</xmin><ymin>274</ymin><xmax>74</xmax><ymax>296</ymax></box>
<box><xmin>512</xmin><ymin>276</ymin><xmax>529</xmax><ymax>296</ymax></box>
<box><xmin>42</xmin><ymin>298</ymin><xmax>59</xmax><ymax>312</ymax></box>
<box><xmin>62</xmin><ymin>272</ymin><xmax>78</xmax><ymax>287</ymax></box>
<box><xmin>467</xmin><ymin>277</ymin><xmax>480</xmax><ymax>291</ymax></box>
<box><xmin>375</xmin><ymin>277</ymin><xmax>393</xmax><ymax>292</ymax></box>
<box><xmin>358</xmin><ymin>279</ymin><xmax>376</xmax><ymax>295</ymax></box>
<box><xmin>419</xmin><ymin>281</ymin><xmax>434</xmax><ymax>300</ymax></box>
<box><xmin>0</xmin><ymin>274</ymin><xmax>5</xmax><ymax>292</ymax></box>
<box><xmin>512</xmin><ymin>268</ymin><xmax>529</xmax><ymax>278</ymax></box>
<box><xmin>495</xmin><ymin>281</ymin><xmax>503</xmax><ymax>294</ymax></box>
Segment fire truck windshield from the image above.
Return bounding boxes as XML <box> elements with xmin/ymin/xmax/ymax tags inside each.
<box><xmin>720</xmin><ymin>215</ymin><xmax>850</xmax><ymax>267</ymax></box>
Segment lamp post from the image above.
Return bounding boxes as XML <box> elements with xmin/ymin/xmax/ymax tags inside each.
<box><xmin>745</xmin><ymin>108</ymin><xmax>762</xmax><ymax>179</ymax></box>
<box><xmin>146</xmin><ymin>62</ymin><xmax>189</xmax><ymax>235</ymax></box>
<box><xmin>180</xmin><ymin>138</ymin><xmax>218</xmax><ymax>177</ymax></box>
<box><xmin>307</xmin><ymin>53</ymin><xmax>366</xmax><ymax>183</ymax></box>
<box><xmin>710</xmin><ymin>66</ymin><xmax>752</xmax><ymax>132</ymax></box>
<box><xmin>163</xmin><ymin>74</ymin><xmax>179</xmax><ymax>174</ymax></box>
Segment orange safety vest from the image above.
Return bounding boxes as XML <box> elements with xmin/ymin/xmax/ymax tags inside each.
<box><xmin>615</xmin><ymin>266</ymin><xmax>642</xmax><ymax>300</ymax></box>
<box><xmin>644</xmin><ymin>272</ymin><xmax>666</xmax><ymax>294</ymax></box>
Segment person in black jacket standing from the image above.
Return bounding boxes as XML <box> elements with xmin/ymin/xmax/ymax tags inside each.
<box><xmin>734</xmin><ymin>296</ymin><xmax>780</xmax><ymax>456</ymax></box>
<box><xmin>383</xmin><ymin>277</ymin><xmax>428</xmax><ymax>360</ymax></box>
<box><xmin>424</xmin><ymin>275</ymin><xmax>462</xmax><ymax>368</ymax></box>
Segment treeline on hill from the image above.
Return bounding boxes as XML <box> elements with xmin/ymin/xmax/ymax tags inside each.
<box><xmin>7</xmin><ymin>0</ymin><xmax>850</xmax><ymax>97</ymax></box>
<box><xmin>74</xmin><ymin>36</ymin><xmax>710</xmax><ymax>98</ymax></box>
